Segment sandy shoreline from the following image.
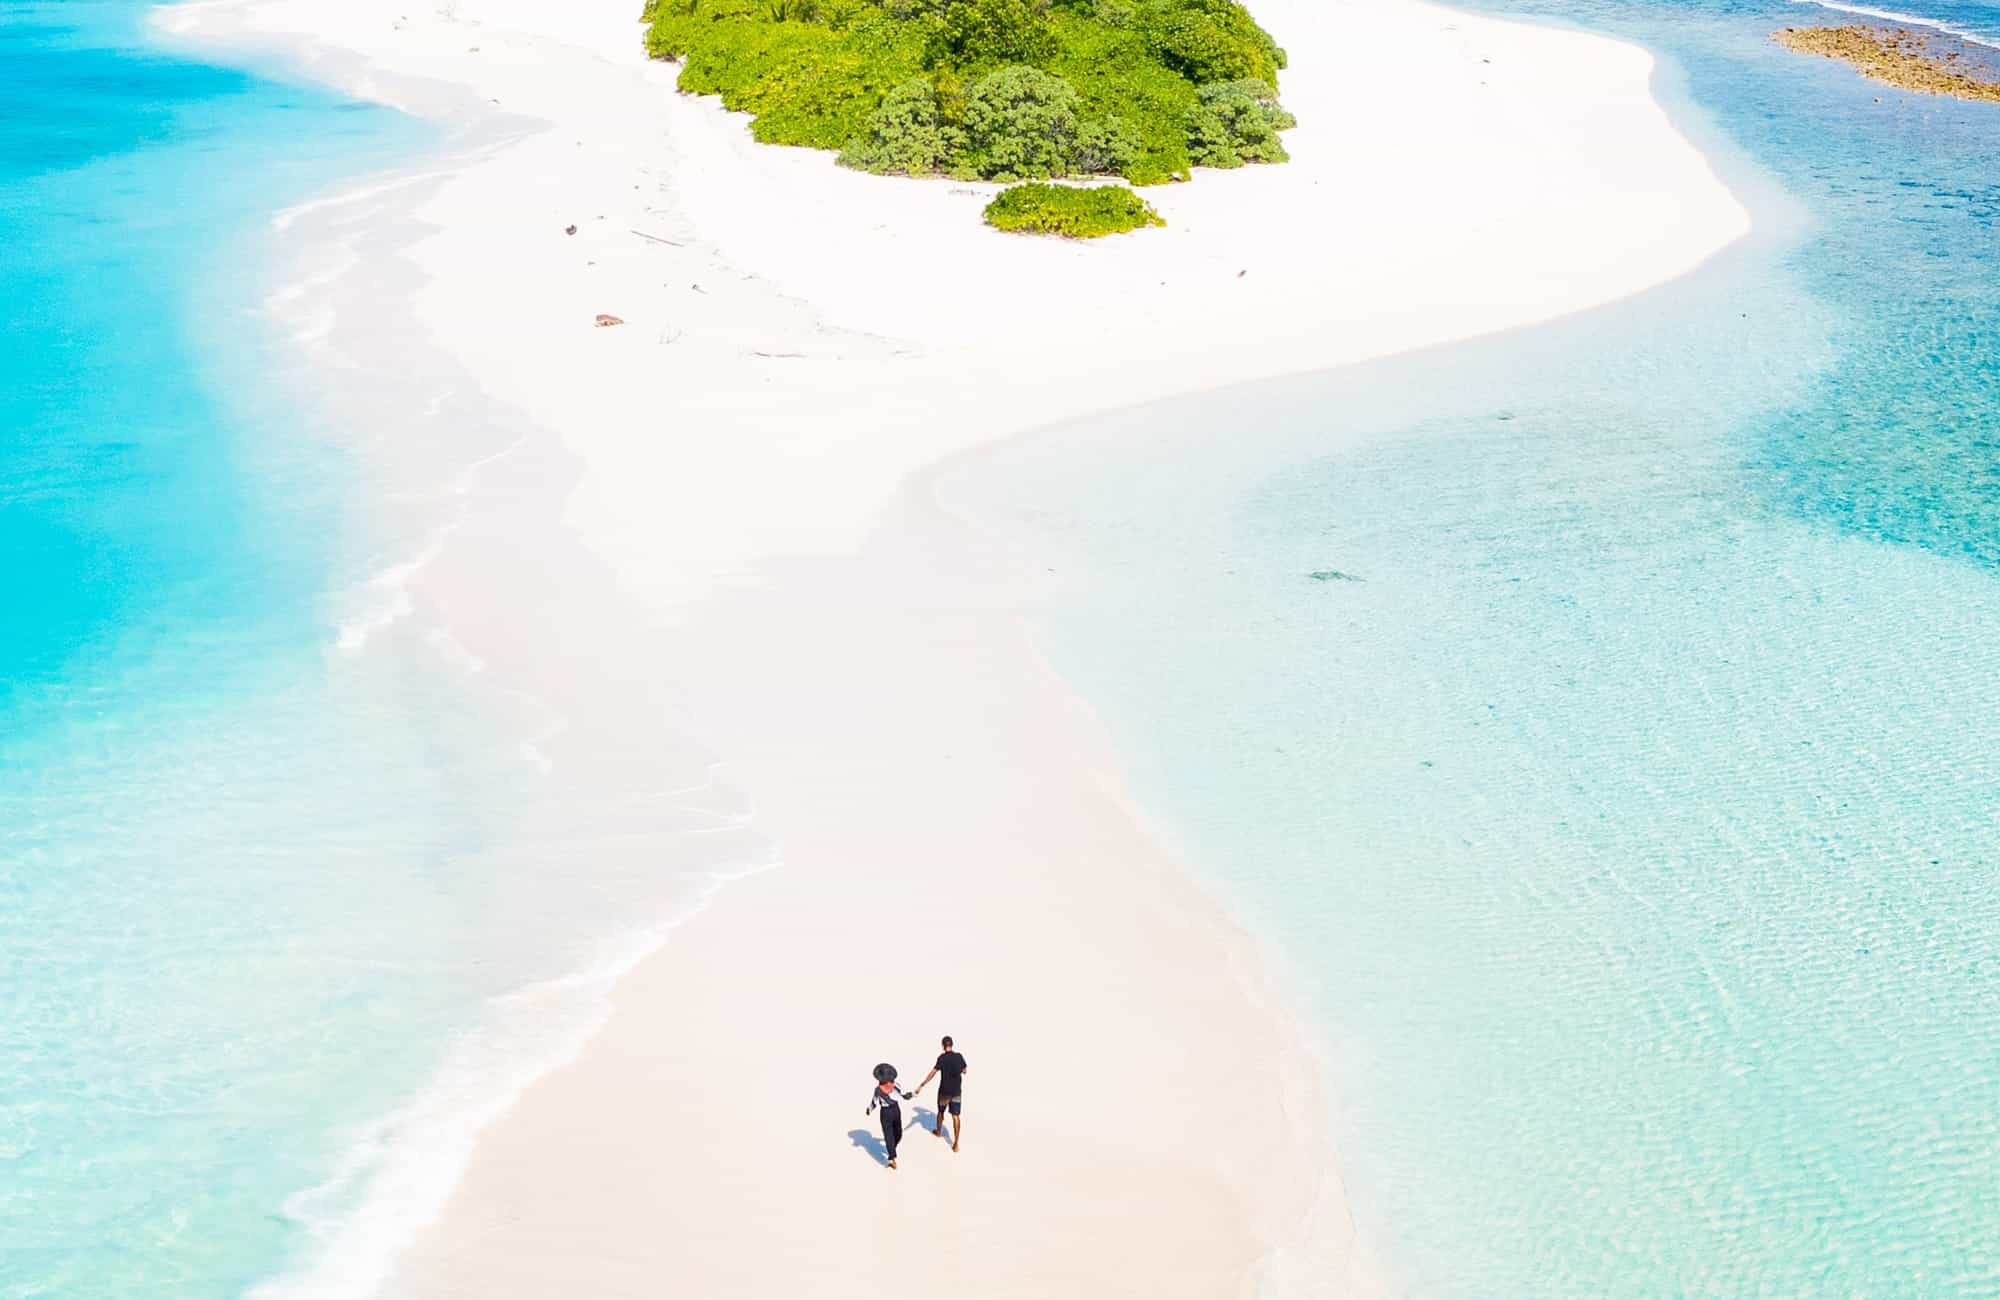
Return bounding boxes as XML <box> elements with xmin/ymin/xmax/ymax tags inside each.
<box><xmin>155</xmin><ymin>0</ymin><xmax>1748</xmax><ymax>1294</ymax></box>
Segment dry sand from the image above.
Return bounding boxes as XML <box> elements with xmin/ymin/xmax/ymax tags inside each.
<box><xmin>154</xmin><ymin>0</ymin><xmax>1752</xmax><ymax>1294</ymax></box>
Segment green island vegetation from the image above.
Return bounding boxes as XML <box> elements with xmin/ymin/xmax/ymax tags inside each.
<box><xmin>641</xmin><ymin>0</ymin><xmax>1298</xmax><ymax>186</ymax></box>
<box><xmin>983</xmin><ymin>182</ymin><xmax>1164</xmax><ymax>236</ymax></box>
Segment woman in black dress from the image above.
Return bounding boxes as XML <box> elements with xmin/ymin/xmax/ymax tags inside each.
<box><xmin>866</xmin><ymin>1075</ymin><xmax>912</xmax><ymax>1169</ymax></box>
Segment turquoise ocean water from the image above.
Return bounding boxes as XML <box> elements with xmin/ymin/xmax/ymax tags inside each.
<box><xmin>2</xmin><ymin>6</ymin><xmax>764</xmax><ymax>1298</ymax></box>
<box><xmin>946</xmin><ymin>1</ymin><xmax>2000</xmax><ymax>1294</ymax></box>
<box><xmin>2</xmin><ymin>6</ymin><xmax>442</xmax><ymax>1294</ymax></box>
<box><xmin>7</xmin><ymin>0</ymin><xmax>1998</xmax><ymax>1296</ymax></box>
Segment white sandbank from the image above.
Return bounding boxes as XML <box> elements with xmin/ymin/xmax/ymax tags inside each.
<box><xmin>156</xmin><ymin>0</ymin><xmax>1749</xmax><ymax>1294</ymax></box>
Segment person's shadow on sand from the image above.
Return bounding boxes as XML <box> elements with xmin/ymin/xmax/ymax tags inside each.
<box><xmin>850</xmin><ymin>1107</ymin><xmax>942</xmax><ymax>1167</ymax></box>
<box><xmin>847</xmin><ymin>1129</ymin><xmax>889</xmax><ymax>1166</ymax></box>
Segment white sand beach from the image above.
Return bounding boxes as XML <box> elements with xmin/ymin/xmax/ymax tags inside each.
<box><xmin>157</xmin><ymin>0</ymin><xmax>1749</xmax><ymax>1294</ymax></box>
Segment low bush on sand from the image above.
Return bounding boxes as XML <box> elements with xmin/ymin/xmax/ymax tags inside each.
<box><xmin>1185</xmin><ymin>77</ymin><xmax>1294</xmax><ymax>166</ymax></box>
<box><xmin>981</xmin><ymin>181</ymin><xmax>1165</xmax><ymax>237</ymax></box>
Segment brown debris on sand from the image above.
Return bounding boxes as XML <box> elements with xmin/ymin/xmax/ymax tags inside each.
<box><xmin>1774</xmin><ymin>25</ymin><xmax>2000</xmax><ymax>102</ymax></box>
<box><xmin>594</xmin><ymin>313</ymin><xmax>625</xmax><ymax>327</ymax></box>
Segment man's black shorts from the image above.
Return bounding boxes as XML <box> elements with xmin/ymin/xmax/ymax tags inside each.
<box><xmin>938</xmin><ymin>1093</ymin><xmax>962</xmax><ymax>1116</ymax></box>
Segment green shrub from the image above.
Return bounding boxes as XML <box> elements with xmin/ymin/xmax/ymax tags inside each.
<box><xmin>1136</xmin><ymin>0</ymin><xmax>1284</xmax><ymax>84</ymax></box>
<box><xmin>1072</xmin><ymin>115</ymin><xmax>1141</xmax><ymax>173</ymax></box>
<box><xmin>983</xmin><ymin>182</ymin><xmax>1165</xmax><ymax>237</ymax></box>
<box><xmin>1047</xmin><ymin>13</ymin><xmax>1197</xmax><ymax>182</ymax></box>
<box><xmin>1184</xmin><ymin>77</ymin><xmax>1294</xmax><ymax>166</ymax></box>
<box><xmin>839</xmin><ymin>76</ymin><xmax>965</xmax><ymax>173</ymax></box>
<box><xmin>641</xmin><ymin>0</ymin><xmax>1293</xmax><ymax>192</ymax></box>
<box><xmin>646</xmin><ymin>0</ymin><xmax>765</xmax><ymax>58</ymax></box>
<box><xmin>963</xmin><ymin>65</ymin><xmax>1081</xmax><ymax>179</ymax></box>
<box><xmin>926</xmin><ymin>0</ymin><xmax>1060</xmax><ymax>66</ymax></box>
<box><xmin>660</xmin><ymin>11</ymin><xmax>927</xmax><ymax>150</ymax></box>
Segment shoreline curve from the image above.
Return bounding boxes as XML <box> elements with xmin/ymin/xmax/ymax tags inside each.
<box><xmin>151</xmin><ymin>0</ymin><xmax>1753</xmax><ymax>1294</ymax></box>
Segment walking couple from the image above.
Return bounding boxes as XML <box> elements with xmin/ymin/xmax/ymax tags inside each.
<box><xmin>865</xmin><ymin>1036</ymin><xmax>968</xmax><ymax>1170</ymax></box>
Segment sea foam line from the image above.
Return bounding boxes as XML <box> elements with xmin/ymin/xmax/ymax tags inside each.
<box><xmin>272</xmin><ymin>165</ymin><xmax>461</xmax><ymax>234</ymax></box>
<box><xmin>1785</xmin><ymin>0</ymin><xmax>2000</xmax><ymax>50</ymax></box>
<box><xmin>263</xmin><ymin>246</ymin><xmax>360</xmax><ymax>314</ymax></box>
<box><xmin>448</xmin><ymin>432</ymin><xmax>529</xmax><ymax>497</ymax></box>
<box><xmin>333</xmin><ymin>524</ymin><xmax>459</xmax><ymax>655</ymax></box>
<box><xmin>249</xmin><ymin>772</ymin><xmax>774</xmax><ymax>1300</ymax></box>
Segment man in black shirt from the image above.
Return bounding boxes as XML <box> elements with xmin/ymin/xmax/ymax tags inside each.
<box><xmin>914</xmin><ymin>1035</ymin><xmax>969</xmax><ymax>1151</ymax></box>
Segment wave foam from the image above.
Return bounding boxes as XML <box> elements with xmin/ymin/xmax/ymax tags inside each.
<box><xmin>1785</xmin><ymin>0</ymin><xmax>2000</xmax><ymax>50</ymax></box>
<box><xmin>249</xmin><ymin>774</ymin><xmax>772</xmax><ymax>1300</ymax></box>
<box><xmin>333</xmin><ymin>527</ymin><xmax>456</xmax><ymax>655</ymax></box>
<box><xmin>271</xmin><ymin>166</ymin><xmax>455</xmax><ymax>235</ymax></box>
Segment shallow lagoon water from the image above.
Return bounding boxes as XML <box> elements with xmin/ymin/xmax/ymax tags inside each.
<box><xmin>944</xmin><ymin>1</ymin><xmax>2000</xmax><ymax>1292</ymax></box>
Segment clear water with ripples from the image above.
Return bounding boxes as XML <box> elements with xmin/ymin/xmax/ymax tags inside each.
<box><xmin>946</xmin><ymin>0</ymin><xmax>2000</xmax><ymax>1291</ymax></box>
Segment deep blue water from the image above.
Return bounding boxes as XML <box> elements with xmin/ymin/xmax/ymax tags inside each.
<box><xmin>1789</xmin><ymin>0</ymin><xmax>2000</xmax><ymax>46</ymax></box>
<box><xmin>947</xmin><ymin>0</ymin><xmax>2000</xmax><ymax>1293</ymax></box>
